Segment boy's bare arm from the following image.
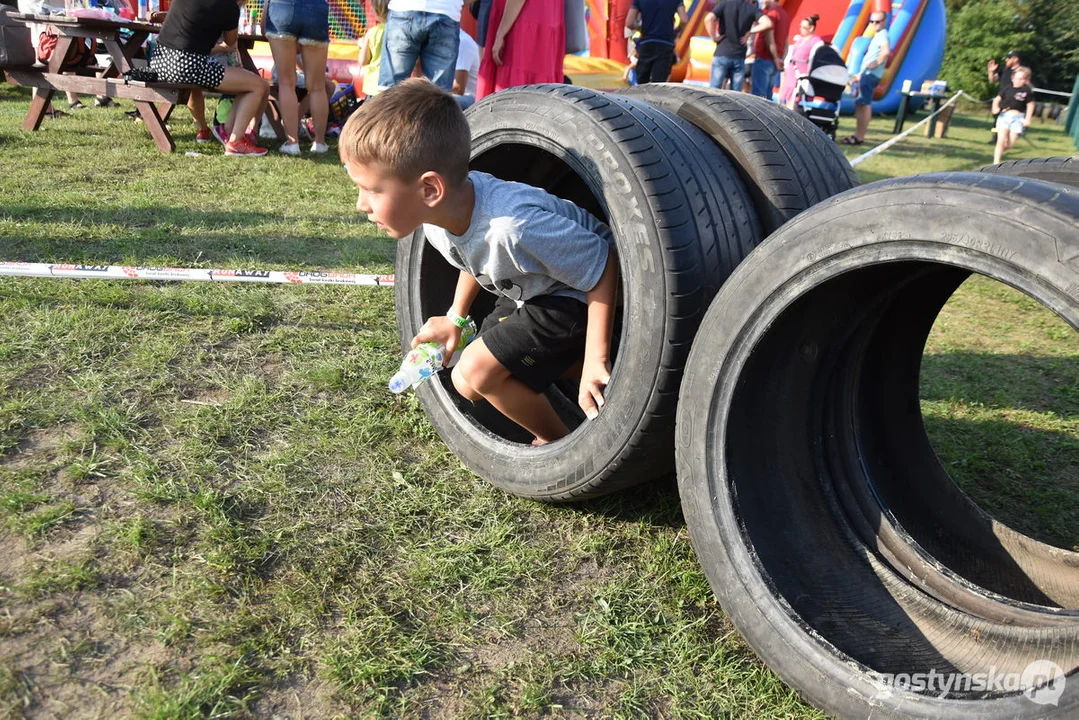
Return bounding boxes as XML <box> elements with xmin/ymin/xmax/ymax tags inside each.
<box><xmin>413</xmin><ymin>271</ymin><xmax>482</xmax><ymax>363</ymax></box>
<box><xmin>580</xmin><ymin>247</ymin><xmax>618</xmax><ymax>420</ymax></box>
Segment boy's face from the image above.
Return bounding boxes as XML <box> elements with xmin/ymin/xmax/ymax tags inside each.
<box><xmin>347</xmin><ymin>161</ymin><xmax>427</xmax><ymax>239</ymax></box>
<box><xmin>1012</xmin><ymin>72</ymin><xmax>1028</xmax><ymax>87</ymax></box>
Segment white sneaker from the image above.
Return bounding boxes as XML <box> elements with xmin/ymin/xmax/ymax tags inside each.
<box><xmin>310</xmin><ymin>142</ymin><xmax>328</xmax><ymax>154</ymax></box>
<box><xmin>258</xmin><ymin>115</ymin><xmax>277</xmax><ymax>139</ymax></box>
<box><xmin>279</xmin><ymin>142</ymin><xmax>301</xmax><ymax>156</ymax></box>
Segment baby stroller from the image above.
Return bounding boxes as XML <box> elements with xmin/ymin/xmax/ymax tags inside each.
<box><xmin>794</xmin><ymin>41</ymin><xmax>849</xmax><ymax>139</ymax></box>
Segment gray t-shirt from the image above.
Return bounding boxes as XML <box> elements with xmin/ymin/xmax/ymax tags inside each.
<box><xmin>423</xmin><ymin>171</ymin><xmax>613</xmax><ymax>305</ymax></box>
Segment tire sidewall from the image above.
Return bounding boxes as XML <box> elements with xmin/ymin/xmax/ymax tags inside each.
<box><xmin>677</xmin><ymin>174</ymin><xmax>1079</xmax><ymax>718</ymax></box>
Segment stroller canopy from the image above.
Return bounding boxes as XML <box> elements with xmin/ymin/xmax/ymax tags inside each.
<box><xmin>800</xmin><ymin>41</ymin><xmax>850</xmax><ymax>102</ymax></box>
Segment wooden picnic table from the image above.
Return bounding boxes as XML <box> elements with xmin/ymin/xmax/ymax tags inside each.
<box><xmin>0</xmin><ymin>13</ymin><xmax>283</xmax><ymax>151</ymax></box>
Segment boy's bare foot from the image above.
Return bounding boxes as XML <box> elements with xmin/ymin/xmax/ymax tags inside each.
<box><xmin>531</xmin><ymin>438</ymin><xmax>550</xmax><ymax>446</ymax></box>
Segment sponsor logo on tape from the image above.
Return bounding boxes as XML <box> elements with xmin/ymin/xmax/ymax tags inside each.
<box><xmin>213</xmin><ymin>269</ymin><xmax>271</xmax><ymax>278</ymax></box>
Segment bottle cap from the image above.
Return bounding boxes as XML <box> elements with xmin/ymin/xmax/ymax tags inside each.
<box><xmin>388</xmin><ymin>373</ymin><xmax>410</xmax><ymax>394</ymax></box>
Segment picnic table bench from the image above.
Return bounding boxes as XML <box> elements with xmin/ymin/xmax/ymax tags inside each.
<box><xmin>0</xmin><ymin>13</ymin><xmax>284</xmax><ymax>152</ymax></box>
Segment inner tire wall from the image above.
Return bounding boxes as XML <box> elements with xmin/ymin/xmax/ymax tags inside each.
<box><xmin>676</xmin><ymin>173</ymin><xmax>1079</xmax><ymax>719</ymax></box>
<box><xmin>618</xmin><ymin>84</ymin><xmax>859</xmax><ymax>233</ymax></box>
<box><xmin>395</xmin><ymin>84</ymin><xmax>760</xmax><ymax>501</ymax></box>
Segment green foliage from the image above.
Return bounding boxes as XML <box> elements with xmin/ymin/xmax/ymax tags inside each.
<box><xmin>941</xmin><ymin>0</ymin><xmax>1035</xmax><ymax>99</ymax></box>
<box><xmin>1020</xmin><ymin>0</ymin><xmax>1079</xmax><ymax>94</ymax></box>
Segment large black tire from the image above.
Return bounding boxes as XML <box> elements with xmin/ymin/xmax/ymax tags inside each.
<box><xmin>618</xmin><ymin>84</ymin><xmax>859</xmax><ymax>233</ymax></box>
<box><xmin>980</xmin><ymin>156</ymin><xmax>1079</xmax><ymax>187</ymax></box>
<box><xmin>676</xmin><ymin>173</ymin><xmax>1079</xmax><ymax>718</ymax></box>
<box><xmin>395</xmin><ymin>85</ymin><xmax>761</xmax><ymax>501</ymax></box>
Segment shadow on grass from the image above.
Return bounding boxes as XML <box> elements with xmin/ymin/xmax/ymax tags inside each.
<box><xmin>1</xmin><ymin>203</ymin><xmax>392</xmax><ymax>269</ymax></box>
<box><xmin>922</xmin><ymin>415</ymin><xmax>1078</xmax><ymax>552</ymax></box>
<box><xmin>922</xmin><ymin>351</ymin><xmax>1078</xmax><ymax>417</ymax></box>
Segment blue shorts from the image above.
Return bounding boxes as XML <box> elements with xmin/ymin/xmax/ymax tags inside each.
<box><xmin>996</xmin><ymin>111</ymin><xmax>1026</xmax><ymax>135</ymax></box>
<box><xmin>265</xmin><ymin>0</ymin><xmax>331</xmax><ymax>46</ymax></box>
<box><xmin>855</xmin><ymin>72</ymin><xmax>880</xmax><ymax>106</ymax></box>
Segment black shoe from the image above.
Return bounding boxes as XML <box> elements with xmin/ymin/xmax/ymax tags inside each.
<box><xmin>94</xmin><ymin>96</ymin><xmax>119</xmax><ymax>108</ymax></box>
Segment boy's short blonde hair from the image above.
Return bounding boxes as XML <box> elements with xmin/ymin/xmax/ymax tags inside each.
<box><xmin>1013</xmin><ymin>65</ymin><xmax>1032</xmax><ymax>81</ymax></box>
<box><xmin>340</xmin><ymin>78</ymin><xmax>471</xmax><ymax>187</ymax></box>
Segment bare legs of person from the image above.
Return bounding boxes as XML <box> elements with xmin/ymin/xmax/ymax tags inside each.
<box><xmin>215</xmin><ymin>66</ymin><xmax>269</xmax><ymax>146</ymax></box>
<box><xmin>451</xmin><ymin>340</ymin><xmax>570</xmax><ymax>446</ymax></box>
<box><xmin>268</xmin><ymin>37</ymin><xmax>330</xmax><ymax>151</ymax></box>
<box><xmin>853</xmin><ymin>102</ymin><xmax>872</xmax><ymax>142</ymax></box>
<box><xmin>298</xmin><ymin>42</ymin><xmax>329</xmax><ymax>149</ymax></box>
<box><xmin>187</xmin><ymin>90</ymin><xmax>211</xmax><ymax>135</ymax></box>
<box><xmin>994</xmin><ymin>126</ymin><xmax>1019</xmax><ymax>165</ymax></box>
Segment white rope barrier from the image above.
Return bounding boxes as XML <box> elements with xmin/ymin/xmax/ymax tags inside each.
<box><xmin>0</xmin><ymin>262</ymin><xmax>395</xmax><ymax>286</ymax></box>
<box><xmin>849</xmin><ymin>90</ymin><xmax>963</xmax><ymax>168</ymax></box>
<box><xmin>1033</xmin><ymin>87</ymin><xmax>1073</xmax><ymax>99</ymax></box>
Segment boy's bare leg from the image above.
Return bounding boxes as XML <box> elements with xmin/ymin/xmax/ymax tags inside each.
<box><xmin>452</xmin><ymin>340</ymin><xmax>570</xmax><ymax>444</ymax></box>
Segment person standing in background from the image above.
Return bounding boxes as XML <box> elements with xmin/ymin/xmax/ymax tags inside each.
<box><xmin>265</xmin><ymin>0</ymin><xmax>332</xmax><ymax>154</ymax></box>
<box><xmin>358</xmin><ymin>0</ymin><xmax>389</xmax><ymax>96</ymax></box>
<box><xmin>624</xmin><ymin>0</ymin><xmax>688</xmax><ymax>84</ymax></box>
<box><xmin>452</xmin><ymin>25</ymin><xmax>479</xmax><ymax>107</ymax></box>
<box><xmin>842</xmin><ymin>10</ymin><xmax>889</xmax><ymax>145</ymax></box>
<box><xmin>987</xmin><ymin>50</ymin><xmax>1021</xmax><ymax>143</ymax></box>
<box><xmin>476</xmin><ymin>0</ymin><xmax>564</xmax><ymax>100</ymax></box>
<box><xmin>750</xmin><ymin>0</ymin><xmax>787</xmax><ymax>99</ymax></box>
<box><xmin>779</xmin><ymin>12</ymin><xmax>819</xmax><ymax>107</ymax></box>
<box><xmin>705</xmin><ymin>0</ymin><xmax>773</xmax><ymax>92</ymax></box>
<box><xmin>378</xmin><ymin>0</ymin><xmax>461</xmax><ymax>91</ymax></box>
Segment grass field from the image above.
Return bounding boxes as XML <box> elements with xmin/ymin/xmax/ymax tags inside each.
<box><xmin>0</xmin><ymin>83</ymin><xmax>1076</xmax><ymax>719</ymax></box>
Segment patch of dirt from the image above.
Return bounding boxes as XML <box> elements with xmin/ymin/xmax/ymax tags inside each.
<box><xmin>249</xmin><ymin>676</ymin><xmax>349</xmax><ymax>720</ymax></box>
<box><xmin>0</xmin><ymin>424</ymin><xmax>84</xmax><ymax>470</ymax></box>
<box><xmin>0</xmin><ymin>589</ymin><xmax>176</xmax><ymax>720</ymax></box>
<box><xmin>7</xmin><ymin>366</ymin><xmax>64</xmax><ymax>394</ymax></box>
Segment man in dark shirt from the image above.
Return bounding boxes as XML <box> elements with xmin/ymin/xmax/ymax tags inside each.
<box><xmin>705</xmin><ymin>0</ymin><xmax>773</xmax><ymax>92</ymax></box>
<box><xmin>987</xmin><ymin>50</ymin><xmax>1021</xmax><ymax>143</ymax></box>
<box><xmin>624</xmin><ymin>0</ymin><xmax>689</xmax><ymax>84</ymax></box>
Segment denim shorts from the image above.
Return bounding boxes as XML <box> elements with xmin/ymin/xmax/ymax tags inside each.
<box><xmin>265</xmin><ymin>0</ymin><xmax>331</xmax><ymax>46</ymax></box>
<box><xmin>856</xmin><ymin>72</ymin><xmax>881</xmax><ymax>106</ymax></box>
<box><xmin>996</xmin><ymin>111</ymin><xmax>1026</xmax><ymax>135</ymax></box>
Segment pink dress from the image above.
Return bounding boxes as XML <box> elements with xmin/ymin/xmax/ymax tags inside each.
<box><xmin>779</xmin><ymin>32</ymin><xmax>821</xmax><ymax>104</ymax></box>
<box><xmin>476</xmin><ymin>0</ymin><xmax>565</xmax><ymax>100</ymax></box>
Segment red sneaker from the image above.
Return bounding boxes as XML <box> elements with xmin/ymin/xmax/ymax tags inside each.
<box><xmin>195</xmin><ymin>127</ymin><xmax>212</xmax><ymax>143</ymax></box>
<box><xmin>212</xmin><ymin>124</ymin><xmax>229</xmax><ymax>146</ymax></box>
<box><xmin>224</xmin><ymin>138</ymin><xmax>268</xmax><ymax>157</ymax></box>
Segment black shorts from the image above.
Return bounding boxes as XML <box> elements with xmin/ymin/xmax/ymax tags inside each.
<box><xmin>480</xmin><ymin>294</ymin><xmax>588</xmax><ymax>393</ymax></box>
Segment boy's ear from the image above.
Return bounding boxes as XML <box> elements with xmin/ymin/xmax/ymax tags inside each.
<box><xmin>418</xmin><ymin>171</ymin><xmax>448</xmax><ymax>208</ymax></box>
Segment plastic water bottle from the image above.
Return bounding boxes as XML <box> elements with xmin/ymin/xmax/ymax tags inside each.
<box><xmin>389</xmin><ymin>320</ymin><xmax>477</xmax><ymax>394</ymax></box>
<box><xmin>137</xmin><ymin>0</ymin><xmax>147</xmax><ymax>20</ymax></box>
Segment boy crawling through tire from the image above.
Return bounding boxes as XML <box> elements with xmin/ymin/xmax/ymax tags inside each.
<box><xmin>339</xmin><ymin>79</ymin><xmax>618</xmax><ymax>445</ymax></box>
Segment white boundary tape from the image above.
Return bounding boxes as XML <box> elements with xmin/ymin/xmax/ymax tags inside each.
<box><xmin>0</xmin><ymin>262</ymin><xmax>395</xmax><ymax>287</ymax></box>
<box><xmin>849</xmin><ymin>90</ymin><xmax>962</xmax><ymax>168</ymax></box>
